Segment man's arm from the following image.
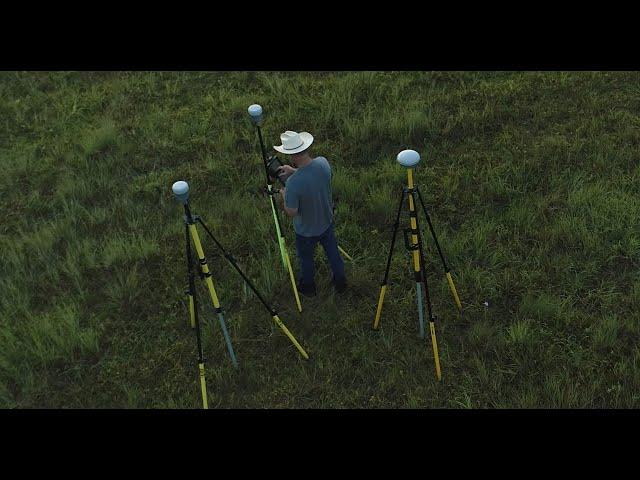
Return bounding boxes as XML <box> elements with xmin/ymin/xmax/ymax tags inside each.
<box><xmin>281</xmin><ymin>188</ymin><xmax>298</xmax><ymax>217</ymax></box>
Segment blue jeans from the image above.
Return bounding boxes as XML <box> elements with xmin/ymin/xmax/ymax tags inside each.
<box><xmin>295</xmin><ymin>223</ymin><xmax>345</xmax><ymax>288</ymax></box>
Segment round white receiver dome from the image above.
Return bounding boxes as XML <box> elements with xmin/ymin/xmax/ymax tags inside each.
<box><xmin>248</xmin><ymin>104</ymin><xmax>263</xmax><ymax>118</ymax></box>
<box><xmin>172</xmin><ymin>180</ymin><xmax>189</xmax><ymax>203</ymax></box>
<box><xmin>396</xmin><ymin>149</ymin><xmax>421</xmax><ymax>168</ymax></box>
<box><xmin>248</xmin><ymin>104</ymin><xmax>264</xmax><ymax>126</ymax></box>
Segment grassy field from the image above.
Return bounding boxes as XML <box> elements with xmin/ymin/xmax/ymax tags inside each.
<box><xmin>1</xmin><ymin>71</ymin><xmax>639</xmax><ymax>408</ymax></box>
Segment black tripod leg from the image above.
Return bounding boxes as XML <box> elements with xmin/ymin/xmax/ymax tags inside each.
<box><xmin>416</xmin><ymin>187</ymin><xmax>462</xmax><ymax>313</ymax></box>
<box><xmin>256</xmin><ymin>125</ymin><xmax>270</xmax><ymax>177</ymax></box>
<box><xmin>411</xmin><ymin>191</ymin><xmax>442</xmax><ymax>381</ymax></box>
<box><xmin>185</xmin><ymin>223</ymin><xmax>209</xmax><ymax>408</ymax></box>
<box><xmin>373</xmin><ymin>188</ymin><xmax>406</xmax><ymax>330</ymax></box>
<box><xmin>196</xmin><ymin>218</ymin><xmax>309</xmax><ymax>360</ymax></box>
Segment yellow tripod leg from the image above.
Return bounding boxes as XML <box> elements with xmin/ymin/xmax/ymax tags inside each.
<box><xmin>338</xmin><ymin>245</ymin><xmax>353</xmax><ymax>261</ymax></box>
<box><xmin>429</xmin><ymin>321</ymin><xmax>442</xmax><ymax>381</ymax></box>
<box><xmin>189</xmin><ymin>225</ymin><xmax>222</xmax><ymax>307</ymax></box>
<box><xmin>188</xmin><ymin>223</ymin><xmax>239</xmax><ymax>367</ymax></box>
<box><xmin>414</xmin><ymin>183</ymin><xmax>462</xmax><ymax>314</ymax></box>
<box><xmin>373</xmin><ymin>187</ymin><xmax>406</xmax><ymax>331</ymax></box>
<box><xmin>198</xmin><ymin>362</ymin><xmax>209</xmax><ymax>409</ymax></box>
<box><xmin>373</xmin><ymin>285</ymin><xmax>387</xmax><ymax>330</ymax></box>
<box><xmin>188</xmin><ymin>294</ymin><xmax>196</xmax><ymax>329</ymax></box>
<box><xmin>283</xmin><ymin>241</ymin><xmax>302</xmax><ymax>313</ymax></box>
<box><xmin>270</xmin><ymin>192</ymin><xmax>302</xmax><ymax>312</ymax></box>
<box><xmin>446</xmin><ymin>272</ymin><xmax>462</xmax><ymax>312</ymax></box>
<box><xmin>272</xmin><ymin>315</ymin><xmax>309</xmax><ymax>359</ymax></box>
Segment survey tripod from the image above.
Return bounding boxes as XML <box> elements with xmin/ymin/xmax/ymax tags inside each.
<box><xmin>247</xmin><ymin>104</ymin><xmax>353</xmax><ymax>309</ymax></box>
<box><xmin>372</xmin><ymin>150</ymin><xmax>463</xmax><ymax>381</ymax></box>
<box><xmin>247</xmin><ymin>104</ymin><xmax>302</xmax><ymax>312</ymax></box>
<box><xmin>173</xmin><ymin>181</ymin><xmax>309</xmax><ymax>408</ymax></box>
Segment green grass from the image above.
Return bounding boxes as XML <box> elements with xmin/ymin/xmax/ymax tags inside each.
<box><xmin>1</xmin><ymin>71</ymin><xmax>639</xmax><ymax>408</ymax></box>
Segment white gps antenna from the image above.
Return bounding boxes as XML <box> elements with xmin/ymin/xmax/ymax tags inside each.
<box><xmin>396</xmin><ymin>149</ymin><xmax>421</xmax><ymax>168</ymax></box>
<box><xmin>248</xmin><ymin>104</ymin><xmax>264</xmax><ymax>126</ymax></box>
<box><xmin>172</xmin><ymin>180</ymin><xmax>190</xmax><ymax>204</ymax></box>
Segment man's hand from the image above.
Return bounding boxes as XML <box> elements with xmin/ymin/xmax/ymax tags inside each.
<box><xmin>277</xmin><ymin>165</ymin><xmax>296</xmax><ymax>179</ymax></box>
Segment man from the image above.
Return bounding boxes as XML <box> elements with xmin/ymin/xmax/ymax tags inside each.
<box><xmin>273</xmin><ymin>130</ymin><xmax>346</xmax><ymax>296</ymax></box>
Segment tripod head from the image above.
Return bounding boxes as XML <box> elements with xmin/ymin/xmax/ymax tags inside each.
<box><xmin>397</xmin><ymin>149</ymin><xmax>421</xmax><ymax>168</ymax></box>
<box><xmin>172</xmin><ymin>180</ymin><xmax>190</xmax><ymax>204</ymax></box>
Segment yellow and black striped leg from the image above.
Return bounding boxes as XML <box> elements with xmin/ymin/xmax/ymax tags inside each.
<box><xmin>186</xmin><ymin>212</ymin><xmax>239</xmax><ymax>368</ymax></box>
<box><xmin>418</xmin><ymin>250</ymin><xmax>442</xmax><ymax>381</ymax></box>
<box><xmin>416</xmin><ymin>186</ymin><xmax>462</xmax><ymax>314</ymax></box>
<box><xmin>406</xmin><ymin>170</ymin><xmax>427</xmax><ymax>338</ymax></box>
<box><xmin>184</xmin><ymin>222</ymin><xmax>197</xmax><ymax>329</ymax></box>
<box><xmin>373</xmin><ymin>188</ymin><xmax>406</xmax><ymax>330</ymax></box>
<box><xmin>185</xmin><ymin>223</ymin><xmax>209</xmax><ymax>408</ymax></box>
<box><xmin>410</xmin><ymin>179</ymin><xmax>442</xmax><ymax>380</ymax></box>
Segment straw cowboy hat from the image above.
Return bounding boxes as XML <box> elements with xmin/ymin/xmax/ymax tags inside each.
<box><xmin>273</xmin><ymin>130</ymin><xmax>314</xmax><ymax>155</ymax></box>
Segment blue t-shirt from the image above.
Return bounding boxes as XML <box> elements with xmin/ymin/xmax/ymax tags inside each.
<box><xmin>284</xmin><ymin>156</ymin><xmax>334</xmax><ymax>237</ymax></box>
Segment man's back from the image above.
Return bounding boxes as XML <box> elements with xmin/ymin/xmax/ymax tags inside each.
<box><xmin>284</xmin><ymin>156</ymin><xmax>334</xmax><ymax>237</ymax></box>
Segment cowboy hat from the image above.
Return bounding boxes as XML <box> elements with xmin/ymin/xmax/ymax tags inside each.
<box><xmin>273</xmin><ymin>130</ymin><xmax>314</xmax><ymax>155</ymax></box>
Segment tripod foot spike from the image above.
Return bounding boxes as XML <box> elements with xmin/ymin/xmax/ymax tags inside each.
<box><xmin>429</xmin><ymin>321</ymin><xmax>442</xmax><ymax>381</ymax></box>
<box><xmin>373</xmin><ymin>285</ymin><xmax>387</xmax><ymax>330</ymax></box>
<box><xmin>273</xmin><ymin>315</ymin><xmax>309</xmax><ymax>359</ymax></box>
<box><xmin>446</xmin><ymin>271</ymin><xmax>462</xmax><ymax>313</ymax></box>
<box><xmin>338</xmin><ymin>245</ymin><xmax>353</xmax><ymax>262</ymax></box>
<box><xmin>198</xmin><ymin>363</ymin><xmax>209</xmax><ymax>409</ymax></box>
<box><xmin>188</xmin><ymin>294</ymin><xmax>196</xmax><ymax>329</ymax></box>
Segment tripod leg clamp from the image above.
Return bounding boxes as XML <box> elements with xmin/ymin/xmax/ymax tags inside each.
<box><xmin>197</xmin><ymin>258</ymin><xmax>211</xmax><ymax>273</ymax></box>
<box><xmin>403</xmin><ymin>228</ymin><xmax>419</xmax><ymax>251</ymax></box>
<box><xmin>264</xmin><ymin>186</ymin><xmax>281</xmax><ymax>196</ymax></box>
<box><xmin>183</xmin><ymin>214</ymin><xmax>201</xmax><ymax>225</ymax></box>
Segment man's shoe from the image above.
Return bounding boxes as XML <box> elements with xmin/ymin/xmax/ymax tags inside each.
<box><xmin>297</xmin><ymin>282</ymin><xmax>317</xmax><ymax>297</ymax></box>
<box><xmin>333</xmin><ymin>277</ymin><xmax>347</xmax><ymax>293</ymax></box>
